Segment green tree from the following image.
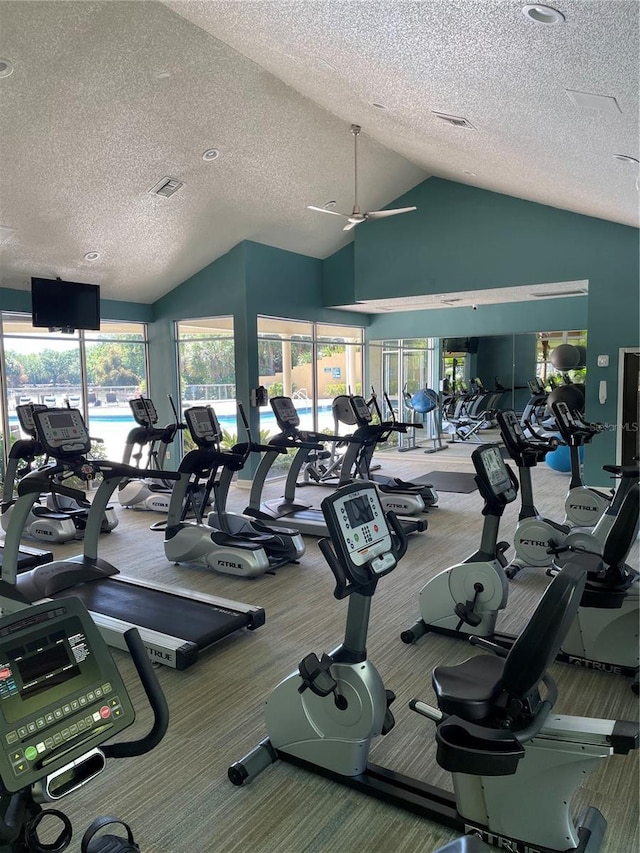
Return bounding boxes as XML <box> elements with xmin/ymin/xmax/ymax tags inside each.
<box><xmin>86</xmin><ymin>342</ymin><xmax>143</xmax><ymax>386</ymax></box>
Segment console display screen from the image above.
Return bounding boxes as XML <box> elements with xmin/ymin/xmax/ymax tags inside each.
<box><xmin>45</xmin><ymin>412</ymin><xmax>77</xmax><ymax>430</ymax></box>
<box><xmin>345</xmin><ymin>495</ymin><xmax>374</xmax><ymax>528</ymax></box>
<box><xmin>0</xmin><ymin>617</ymin><xmax>99</xmax><ymax>724</ymax></box>
<box><xmin>483</xmin><ymin>448</ymin><xmax>508</xmax><ymax>489</ymax></box>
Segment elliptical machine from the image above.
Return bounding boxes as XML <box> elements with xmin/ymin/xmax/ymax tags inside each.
<box><xmin>0</xmin><ymin>596</ymin><xmax>168</xmax><ymax>852</ymax></box>
<box><xmin>204</xmin><ymin>404</ymin><xmax>305</xmax><ymax>565</ymax></box>
<box><xmin>1</xmin><ymin>405</ymin><xmax>79</xmax><ymax>544</ymax></box>
<box><xmin>164</xmin><ymin>404</ymin><xmax>301</xmax><ymax>577</ymax></box>
<box><xmin>333</xmin><ymin>392</ymin><xmax>437</xmax><ymax>510</ymax></box>
<box><xmin>117</xmin><ymin>397</ymin><xmax>182</xmax><ymax>513</ymax></box>
<box><xmin>228</xmin><ymin>480</ymin><xmax>638</xmax><ymax>853</ymax></box>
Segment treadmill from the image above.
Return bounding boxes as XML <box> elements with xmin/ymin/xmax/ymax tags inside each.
<box><xmin>246</xmin><ymin>397</ymin><xmax>426</xmax><ymax>538</ymax></box>
<box><xmin>0</xmin><ymin>407</ymin><xmax>265</xmax><ymax>670</ymax></box>
<box><xmin>1</xmin><ymin>404</ymin><xmax>55</xmax><ymax>570</ymax></box>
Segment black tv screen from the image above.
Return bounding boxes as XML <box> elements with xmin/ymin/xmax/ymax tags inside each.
<box><xmin>31</xmin><ymin>277</ymin><xmax>100</xmax><ymax>331</ymax></box>
<box><xmin>444</xmin><ymin>337</ymin><xmax>479</xmax><ymax>354</ymax></box>
<box><xmin>444</xmin><ymin>337</ymin><xmax>468</xmax><ymax>353</ymax></box>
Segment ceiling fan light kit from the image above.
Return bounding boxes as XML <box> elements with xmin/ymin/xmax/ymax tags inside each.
<box><xmin>307</xmin><ymin>123</ymin><xmax>417</xmax><ymax>230</ymax></box>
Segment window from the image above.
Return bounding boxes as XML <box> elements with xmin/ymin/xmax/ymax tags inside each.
<box><xmin>0</xmin><ymin>315</ymin><xmax>148</xmax><ymax>468</ymax></box>
<box><xmin>84</xmin><ymin>322</ymin><xmax>149</xmax><ymax>460</ymax></box>
<box><xmin>177</xmin><ymin>318</ymin><xmax>236</xmax><ymax>451</ymax></box>
<box><xmin>257</xmin><ymin>318</ymin><xmax>363</xmax><ymax>437</ymax></box>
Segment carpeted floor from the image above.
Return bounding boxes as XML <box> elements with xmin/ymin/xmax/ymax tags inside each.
<box><xmin>414</xmin><ymin>471</ymin><xmax>478</xmax><ymax>493</ymax></box>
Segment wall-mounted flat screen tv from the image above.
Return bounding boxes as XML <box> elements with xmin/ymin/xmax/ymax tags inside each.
<box><xmin>444</xmin><ymin>337</ymin><xmax>479</xmax><ymax>354</ymax></box>
<box><xmin>31</xmin><ymin>277</ymin><xmax>100</xmax><ymax>332</ymax></box>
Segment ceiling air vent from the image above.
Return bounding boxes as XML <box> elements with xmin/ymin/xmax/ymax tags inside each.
<box><xmin>148</xmin><ymin>177</ymin><xmax>184</xmax><ymax>198</ymax></box>
<box><xmin>432</xmin><ymin>111</ymin><xmax>475</xmax><ymax>129</ymax></box>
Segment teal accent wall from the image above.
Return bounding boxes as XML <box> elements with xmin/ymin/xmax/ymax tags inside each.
<box><xmin>322</xmin><ymin>243</ymin><xmax>355</xmax><ymax>307</ymax></box>
<box><xmin>346</xmin><ymin>178</ymin><xmax>638</xmax><ymax>482</ymax></box>
<box><xmin>0</xmin><ymin>286</ymin><xmax>153</xmax><ymax>322</ymax></box>
<box><xmin>365</xmin><ymin>297</ymin><xmax>587</xmax><ymax>340</ymax></box>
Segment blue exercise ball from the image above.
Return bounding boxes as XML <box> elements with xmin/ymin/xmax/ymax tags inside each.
<box><xmin>545</xmin><ymin>435</ymin><xmax>584</xmax><ymax>473</ymax></box>
<box><xmin>411</xmin><ymin>389</ymin><xmax>436</xmax><ymax>414</ymax></box>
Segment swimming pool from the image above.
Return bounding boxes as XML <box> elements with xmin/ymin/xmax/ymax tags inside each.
<box><xmin>8</xmin><ymin>402</ymin><xmax>336</xmax><ymax>462</ymax></box>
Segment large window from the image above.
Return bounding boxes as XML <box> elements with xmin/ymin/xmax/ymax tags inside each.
<box><xmin>0</xmin><ymin>316</ymin><xmax>148</xmax><ymax>468</ymax></box>
<box><xmin>177</xmin><ymin>318</ymin><xmax>236</xmax><ymax>450</ymax></box>
<box><xmin>257</xmin><ymin>318</ymin><xmax>363</xmax><ymax>438</ymax></box>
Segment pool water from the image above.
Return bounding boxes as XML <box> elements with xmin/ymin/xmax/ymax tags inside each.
<box><xmin>8</xmin><ymin>402</ymin><xmax>336</xmax><ymax>464</ymax></box>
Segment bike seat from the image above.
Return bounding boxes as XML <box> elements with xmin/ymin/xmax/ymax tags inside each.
<box><xmin>602</xmin><ymin>463</ymin><xmax>639</xmax><ymax>477</ymax></box>
<box><xmin>432</xmin><ymin>655</ymin><xmax>504</xmax><ymax>722</ymax></box>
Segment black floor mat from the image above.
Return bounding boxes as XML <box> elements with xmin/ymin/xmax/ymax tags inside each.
<box><xmin>413</xmin><ymin>471</ymin><xmax>478</xmax><ymax>493</ymax></box>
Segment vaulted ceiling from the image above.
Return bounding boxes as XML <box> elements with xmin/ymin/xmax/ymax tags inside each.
<box><xmin>0</xmin><ymin>1</ymin><xmax>637</xmax><ymax>303</ymax></box>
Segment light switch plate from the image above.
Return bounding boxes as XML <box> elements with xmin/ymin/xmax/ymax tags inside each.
<box><xmin>597</xmin><ymin>354</ymin><xmax>609</xmax><ymax>367</ymax></box>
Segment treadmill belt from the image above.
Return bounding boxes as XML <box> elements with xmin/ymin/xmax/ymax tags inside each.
<box><xmin>54</xmin><ymin>580</ymin><xmax>250</xmax><ymax>648</ymax></box>
<box><xmin>0</xmin><ymin>546</ymin><xmax>54</xmax><ymax>572</ymax></box>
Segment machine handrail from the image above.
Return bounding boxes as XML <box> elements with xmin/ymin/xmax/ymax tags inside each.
<box><xmin>102</xmin><ymin>628</ymin><xmax>169</xmax><ymax>758</ymax></box>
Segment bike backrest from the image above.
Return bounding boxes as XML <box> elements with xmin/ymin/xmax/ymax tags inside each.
<box><xmin>501</xmin><ymin>562</ymin><xmax>587</xmax><ymax>700</ymax></box>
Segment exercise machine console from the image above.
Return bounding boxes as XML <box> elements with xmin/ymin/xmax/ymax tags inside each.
<box><xmin>0</xmin><ymin>597</ymin><xmax>167</xmax><ymax>851</ymax></box>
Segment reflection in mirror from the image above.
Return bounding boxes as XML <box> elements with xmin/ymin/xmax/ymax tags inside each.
<box><xmin>439</xmin><ymin>330</ymin><xmax>587</xmax><ymax>425</ymax></box>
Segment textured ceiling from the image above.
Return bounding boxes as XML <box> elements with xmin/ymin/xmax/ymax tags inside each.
<box><xmin>0</xmin><ymin>1</ymin><xmax>637</xmax><ymax>305</ymax></box>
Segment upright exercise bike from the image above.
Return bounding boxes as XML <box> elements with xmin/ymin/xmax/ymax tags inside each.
<box><xmin>551</xmin><ymin>401</ymin><xmax>617</xmax><ymax>528</ymax></box>
<box><xmin>496</xmin><ymin>410</ymin><xmax>637</xmax><ymax>578</ymax></box>
<box><xmin>229</xmin><ymin>480</ymin><xmax>638</xmax><ymax>853</ymax></box>
<box><xmin>401</xmin><ymin>443</ymin><xmax>640</xmax><ymax>691</ymax></box>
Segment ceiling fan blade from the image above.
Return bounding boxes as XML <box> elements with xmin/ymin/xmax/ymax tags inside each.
<box><xmin>365</xmin><ymin>206</ymin><xmax>417</xmax><ymax>220</ymax></box>
<box><xmin>307</xmin><ymin>205</ymin><xmax>348</xmax><ymax>218</ymax></box>
<box><xmin>343</xmin><ymin>220</ymin><xmax>360</xmax><ymax>232</ymax></box>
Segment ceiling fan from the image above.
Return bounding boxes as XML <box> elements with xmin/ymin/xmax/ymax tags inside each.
<box><xmin>308</xmin><ymin>124</ymin><xmax>417</xmax><ymax>231</ymax></box>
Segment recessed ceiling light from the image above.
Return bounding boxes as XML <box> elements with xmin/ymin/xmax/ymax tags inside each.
<box><xmin>613</xmin><ymin>154</ymin><xmax>639</xmax><ymax>164</ymax></box>
<box><xmin>371</xmin><ymin>103</ymin><xmax>387</xmax><ymax>111</ymax></box>
<box><xmin>202</xmin><ymin>148</ymin><xmax>220</xmax><ymax>162</ymax></box>
<box><xmin>0</xmin><ymin>59</ymin><xmax>14</xmax><ymax>79</ymax></box>
<box><xmin>522</xmin><ymin>4</ymin><xmax>566</xmax><ymax>24</ymax></box>
<box><xmin>323</xmin><ymin>200</ymin><xmax>337</xmax><ymax>210</ymax></box>
<box><xmin>84</xmin><ymin>252</ymin><xmax>100</xmax><ymax>261</ymax></box>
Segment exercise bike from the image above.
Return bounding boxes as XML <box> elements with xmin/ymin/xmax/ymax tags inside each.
<box><xmin>401</xmin><ymin>443</ymin><xmax>640</xmax><ymax>691</ymax></box>
<box><xmin>496</xmin><ymin>410</ymin><xmax>638</xmax><ymax>578</ymax></box>
<box><xmin>551</xmin><ymin>401</ymin><xmax>615</xmax><ymax>527</ymax></box>
<box><xmin>228</xmin><ymin>480</ymin><xmax>638</xmax><ymax>853</ymax></box>
<box><xmin>0</xmin><ymin>596</ymin><xmax>168</xmax><ymax>852</ymax></box>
